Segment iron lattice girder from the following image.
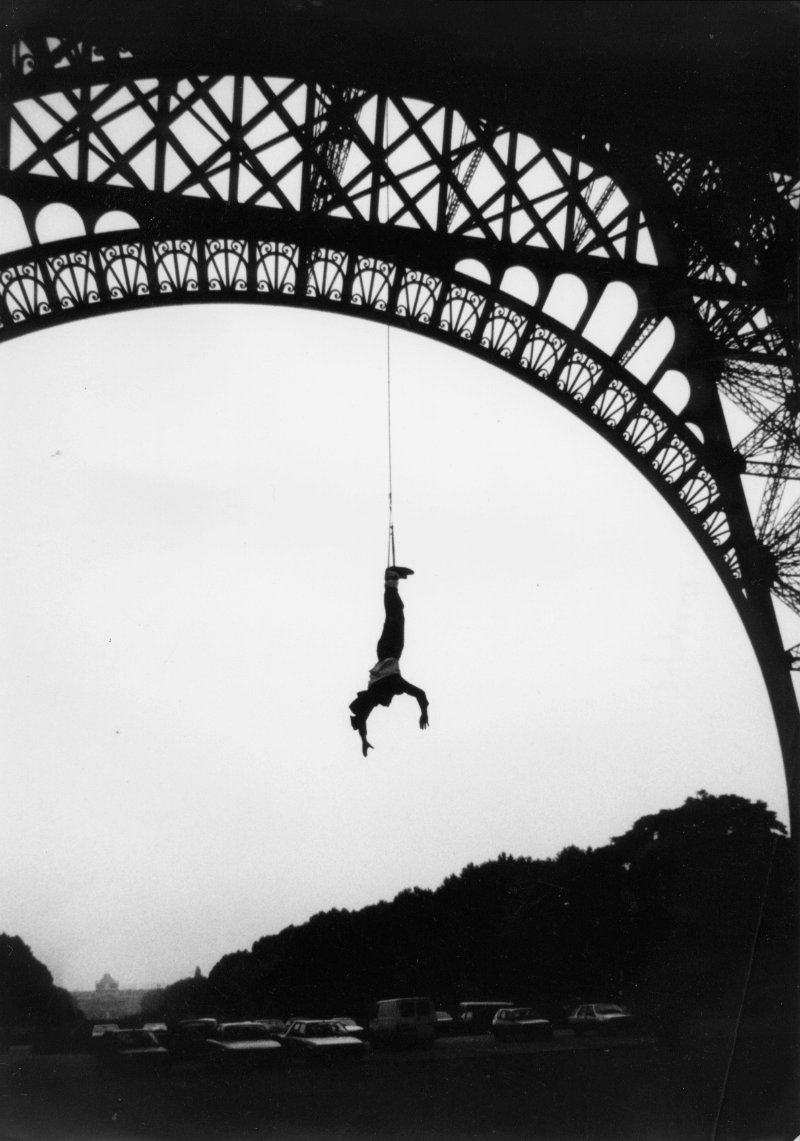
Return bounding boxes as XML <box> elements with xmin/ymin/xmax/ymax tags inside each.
<box><xmin>6</xmin><ymin>59</ymin><xmax>645</xmax><ymax>265</ymax></box>
<box><xmin>657</xmin><ymin>147</ymin><xmax>800</xmax><ymax>637</ymax></box>
<box><xmin>0</xmin><ymin>47</ymin><xmax>798</xmax><ymax>800</ymax></box>
<box><xmin>0</xmin><ymin>63</ymin><xmax>792</xmax><ymax>607</ymax></box>
<box><xmin>736</xmin><ymin>409</ymin><xmax>800</xmax><ymax>477</ymax></box>
<box><xmin>3</xmin><ymin>58</ymin><xmax>794</xmax><ymax>366</ymax></box>
<box><xmin>3</xmin><ymin>70</ymin><xmax>657</xmax><ymax>259</ymax></box>
<box><xmin>0</xmin><ymin>167</ymin><xmax>744</xmax><ymax>304</ymax></box>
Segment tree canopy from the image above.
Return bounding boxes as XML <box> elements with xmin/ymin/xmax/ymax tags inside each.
<box><xmin>0</xmin><ymin>934</ymin><xmax>80</xmax><ymax>1027</ymax></box>
<box><xmin>141</xmin><ymin>793</ymin><xmax>794</xmax><ymax>1030</ymax></box>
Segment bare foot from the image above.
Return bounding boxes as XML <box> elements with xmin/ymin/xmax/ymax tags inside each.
<box><xmin>361</xmin><ymin>738</ymin><xmax>374</xmax><ymax>757</ymax></box>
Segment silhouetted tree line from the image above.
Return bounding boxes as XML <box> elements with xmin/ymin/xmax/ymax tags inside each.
<box><xmin>141</xmin><ymin>793</ymin><xmax>795</xmax><ymax>1031</ymax></box>
<box><xmin>0</xmin><ymin>934</ymin><xmax>81</xmax><ymax>1032</ymax></box>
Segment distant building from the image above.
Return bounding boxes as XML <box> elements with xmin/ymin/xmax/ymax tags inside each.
<box><xmin>72</xmin><ymin>974</ymin><xmax>151</xmax><ymax>1021</ymax></box>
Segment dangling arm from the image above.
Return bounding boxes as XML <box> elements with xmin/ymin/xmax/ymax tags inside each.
<box><xmin>397</xmin><ymin>678</ymin><xmax>429</xmax><ymax>729</ymax></box>
<box><xmin>354</xmin><ymin>718</ymin><xmax>374</xmax><ymax>756</ymax></box>
<box><xmin>349</xmin><ymin>691</ymin><xmax>377</xmax><ymax>756</ymax></box>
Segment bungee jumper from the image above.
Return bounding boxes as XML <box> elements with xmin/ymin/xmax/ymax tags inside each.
<box><xmin>350</xmin><ymin>318</ymin><xmax>429</xmax><ymax>755</ymax></box>
<box><xmin>349</xmin><ymin>566</ymin><xmax>429</xmax><ymax>757</ymax></box>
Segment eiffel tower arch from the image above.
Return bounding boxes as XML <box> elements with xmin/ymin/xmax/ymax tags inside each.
<box><xmin>1</xmin><ymin>2</ymin><xmax>798</xmax><ymax>821</ymax></box>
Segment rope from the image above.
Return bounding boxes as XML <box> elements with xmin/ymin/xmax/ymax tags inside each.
<box><xmin>386</xmin><ymin>322</ymin><xmax>395</xmax><ymax>566</ymax></box>
<box><xmin>384</xmin><ymin>97</ymin><xmax>396</xmax><ymax>569</ymax></box>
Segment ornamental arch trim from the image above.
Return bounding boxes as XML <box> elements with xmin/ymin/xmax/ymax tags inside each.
<box><xmin>0</xmin><ymin>225</ymin><xmax>740</xmax><ymax>585</ymax></box>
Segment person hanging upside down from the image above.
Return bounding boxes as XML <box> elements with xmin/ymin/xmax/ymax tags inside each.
<box><xmin>349</xmin><ymin>566</ymin><xmax>429</xmax><ymax>756</ymax></box>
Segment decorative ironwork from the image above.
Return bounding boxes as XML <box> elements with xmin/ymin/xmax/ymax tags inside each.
<box><xmin>520</xmin><ymin>328</ymin><xmax>565</xmax><ymax>377</ymax></box>
<box><xmin>439</xmin><ymin>284</ymin><xmax>484</xmax><ymax>339</ymax></box>
<box><xmin>557</xmin><ymin>351</ymin><xmax>601</xmax><ymax>403</ymax></box>
<box><xmin>0</xmin><ymin>35</ymin><xmax>797</xmax><ymax>793</ymax></box>
<box><xmin>97</xmin><ymin>242</ymin><xmax>149</xmax><ymax>300</ymax></box>
<box><xmin>679</xmin><ymin>469</ymin><xmax>719</xmax><ymax>516</ymax></box>
<box><xmin>0</xmin><ymin>261</ymin><xmax>51</xmax><ymax>321</ymax></box>
<box><xmin>155</xmin><ymin>239</ymin><xmax>199</xmax><ymax>294</ymax></box>
<box><xmin>396</xmin><ymin>270</ymin><xmax>441</xmax><ymax>324</ymax></box>
<box><xmin>256</xmin><ymin>242</ymin><xmax>297</xmax><ymax>294</ymax></box>
<box><xmin>480</xmin><ymin>304</ymin><xmax>526</xmax><ymax>358</ymax></box>
<box><xmin>592</xmin><ymin>377</ymin><xmax>637</xmax><ymax>428</ymax></box>
<box><xmin>724</xmin><ymin>548</ymin><xmax>742</xmax><ymax>579</ymax></box>
<box><xmin>623</xmin><ymin>407</ymin><xmax>667</xmax><ymax>456</ymax></box>
<box><xmin>207</xmin><ymin>239</ymin><xmax>249</xmax><ymax>292</ymax></box>
<box><xmin>0</xmin><ymin>226</ymin><xmax>744</xmax><ymax>579</ymax></box>
<box><xmin>47</xmin><ymin>249</ymin><xmax>100</xmax><ymax>309</ymax></box>
<box><xmin>705</xmin><ymin>510</ymin><xmax>732</xmax><ymax>549</ymax></box>
<box><xmin>651</xmin><ymin>436</ymin><xmax>696</xmax><ymax>486</ymax></box>
<box><xmin>306</xmin><ymin>248</ymin><xmax>347</xmax><ymax>301</ymax></box>
<box><xmin>351</xmin><ymin>256</ymin><xmax>394</xmax><ymax>310</ymax></box>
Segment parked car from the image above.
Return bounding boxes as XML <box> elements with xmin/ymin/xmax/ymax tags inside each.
<box><xmin>331</xmin><ymin>1017</ymin><xmax>367</xmax><ymax>1041</ymax></box>
<box><xmin>434</xmin><ymin>1010</ymin><xmax>460</xmax><ymax>1037</ymax></box>
<box><xmin>370</xmin><ymin>997</ymin><xmax>437</xmax><ymax>1049</ymax></box>
<box><xmin>95</xmin><ymin>1029</ymin><xmax>170</xmax><ymax>1078</ymax></box>
<box><xmin>206</xmin><ymin>1022</ymin><xmax>284</xmax><ymax>1068</ymax></box>
<box><xmin>281</xmin><ymin>1019</ymin><xmax>366</xmax><ymax>1065</ymax></box>
<box><xmin>252</xmin><ymin>1018</ymin><xmax>287</xmax><ymax>1038</ymax></box>
<box><xmin>89</xmin><ymin>1023</ymin><xmax>120</xmax><ymax>1052</ymax></box>
<box><xmin>142</xmin><ymin>1022</ymin><xmax>168</xmax><ymax>1044</ymax></box>
<box><xmin>91</xmin><ymin>1022</ymin><xmax>119</xmax><ymax>1039</ymax></box>
<box><xmin>491</xmin><ymin>1007</ymin><xmax>553</xmax><ymax>1042</ymax></box>
<box><xmin>458</xmin><ymin>1002</ymin><xmax>516</xmax><ymax>1035</ymax></box>
<box><xmin>169</xmin><ymin>1018</ymin><xmax>218</xmax><ymax>1059</ymax></box>
<box><xmin>568</xmin><ymin>1003</ymin><xmax>634</xmax><ymax>1036</ymax></box>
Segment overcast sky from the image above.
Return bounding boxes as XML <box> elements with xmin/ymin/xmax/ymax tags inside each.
<box><xmin>0</xmin><ymin>302</ymin><xmax>790</xmax><ymax>991</ymax></box>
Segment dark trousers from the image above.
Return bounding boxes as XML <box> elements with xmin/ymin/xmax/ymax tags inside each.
<box><xmin>376</xmin><ymin>587</ymin><xmax>404</xmax><ymax>661</ymax></box>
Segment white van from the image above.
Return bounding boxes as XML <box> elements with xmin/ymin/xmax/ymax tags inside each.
<box><xmin>369</xmin><ymin>997</ymin><xmax>436</xmax><ymax>1048</ymax></box>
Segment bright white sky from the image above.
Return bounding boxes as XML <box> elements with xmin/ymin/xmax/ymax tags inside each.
<box><xmin>0</xmin><ymin>302</ymin><xmax>790</xmax><ymax>991</ymax></box>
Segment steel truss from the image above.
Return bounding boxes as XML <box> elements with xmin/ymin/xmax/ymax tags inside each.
<box><xmin>0</xmin><ymin>34</ymin><xmax>797</xmax><ymax>803</ymax></box>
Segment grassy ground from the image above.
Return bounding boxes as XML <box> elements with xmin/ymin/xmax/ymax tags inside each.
<box><xmin>0</xmin><ymin>1028</ymin><xmax>795</xmax><ymax>1141</ymax></box>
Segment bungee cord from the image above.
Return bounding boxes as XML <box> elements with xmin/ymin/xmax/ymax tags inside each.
<box><xmin>384</xmin><ymin>103</ymin><xmax>396</xmax><ymax>570</ymax></box>
<box><xmin>386</xmin><ymin>321</ymin><xmax>396</xmax><ymax>568</ymax></box>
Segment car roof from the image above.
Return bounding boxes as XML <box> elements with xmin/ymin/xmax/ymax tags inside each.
<box><xmin>496</xmin><ymin>1007</ymin><xmax>545</xmax><ymax>1015</ymax></box>
<box><xmin>460</xmin><ymin>1001</ymin><xmax>515</xmax><ymax>1007</ymax></box>
<box><xmin>378</xmin><ymin>996</ymin><xmax>432</xmax><ymax>1003</ymax></box>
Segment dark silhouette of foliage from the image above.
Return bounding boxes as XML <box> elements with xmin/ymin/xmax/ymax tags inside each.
<box><xmin>0</xmin><ymin>934</ymin><xmax>80</xmax><ymax>1028</ymax></box>
<box><xmin>606</xmin><ymin>792</ymin><xmax>790</xmax><ymax>1027</ymax></box>
<box><xmin>140</xmin><ymin>973</ymin><xmax>212</xmax><ymax>1024</ymax></box>
<box><xmin>161</xmin><ymin>794</ymin><xmax>793</xmax><ymax>1032</ymax></box>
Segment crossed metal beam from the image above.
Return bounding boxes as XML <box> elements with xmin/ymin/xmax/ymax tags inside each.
<box><xmin>0</xmin><ymin>32</ymin><xmax>798</xmax><ymax>808</ymax></box>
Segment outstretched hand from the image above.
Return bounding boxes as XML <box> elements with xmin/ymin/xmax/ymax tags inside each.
<box><xmin>419</xmin><ymin>711</ymin><xmax>429</xmax><ymax>730</ymax></box>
